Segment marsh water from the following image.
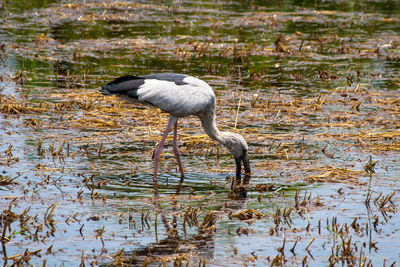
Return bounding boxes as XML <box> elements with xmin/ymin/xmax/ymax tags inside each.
<box><xmin>0</xmin><ymin>0</ymin><xmax>399</xmax><ymax>266</ymax></box>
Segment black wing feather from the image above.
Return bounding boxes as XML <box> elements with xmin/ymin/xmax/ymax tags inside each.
<box><xmin>101</xmin><ymin>73</ymin><xmax>189</xmax><ymax>100</ymax></box>
<box><xmin>108</xmin><ymin>75</ymin><xmax>142</xmax><ymax>85</ymax></box>
<box><xmin>101</xmin><ymin>75</ymin><xmax>145</xmax><ymax>99</ymax></box>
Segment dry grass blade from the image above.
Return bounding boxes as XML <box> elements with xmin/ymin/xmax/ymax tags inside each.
<box><xmin>0</xmin><ymin>175</ymin><xmax>18</xmax><ymax>186</ymax></box>
<box><xmin>198</xmin><ymin>212</ymin><xmax>217</xmax><ymax>236</ymax></box>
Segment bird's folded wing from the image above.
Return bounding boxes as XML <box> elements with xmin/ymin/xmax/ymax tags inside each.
<box><xmin>136</xmin><ymin>77</ymin><xmax>215</xmax><ymax>117</ymax></box>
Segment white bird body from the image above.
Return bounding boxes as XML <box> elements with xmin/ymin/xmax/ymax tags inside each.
<box><xmin>136</xmin><ymin>76</ymin><xmax>214</xmax><ymax>117</ymax></box>
<box><xmin>101</xmin><ymin>73</ymin><xmax>250</xmax><ymax>183</ymax></box>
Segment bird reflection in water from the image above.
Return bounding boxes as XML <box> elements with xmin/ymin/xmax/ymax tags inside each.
<box><xmin>109</xmin><ymin>177</ymin><xmax>216</xmax><ymax>266</ymax></box>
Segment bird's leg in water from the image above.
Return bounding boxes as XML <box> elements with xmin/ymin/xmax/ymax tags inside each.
<box><xmin>172</xmin><ymin>122</ymin><xmax>185</xmax><ymax>178</ymax></box>
<box><xmin>153</xmin><ymin>117</ymin><xmax>177</xmax><ymax>183</ymax></box>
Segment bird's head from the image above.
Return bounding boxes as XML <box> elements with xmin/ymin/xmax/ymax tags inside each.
<box><xmin>221</xmin><ymin>132</ymin><xmax>251</xmax><ymax>178</ymax></box>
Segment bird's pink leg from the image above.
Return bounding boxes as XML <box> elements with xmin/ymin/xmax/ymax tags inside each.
<box><xmin>172</xmin><ymin>122</ymin><xmax>185</xmax><ymax>178</ymax></box>
<box><xmin>153</xmin><ymin>117</ymin><xmax>177</xmax><ymax>183</ymax></box>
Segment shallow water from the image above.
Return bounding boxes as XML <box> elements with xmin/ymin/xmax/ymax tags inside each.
<box><xmin>0</xmin><ymin>0</ymin><xmax>399</xmax><ymax>266</ymax></box>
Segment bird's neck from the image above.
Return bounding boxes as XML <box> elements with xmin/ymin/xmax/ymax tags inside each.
<box><xmin>199</xmin><ymin>112</ymin><xmax>228</xmax><ymax>146</ymax></box>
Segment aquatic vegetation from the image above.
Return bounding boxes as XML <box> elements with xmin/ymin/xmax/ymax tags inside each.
<box><xmin>0</xmin><ymin>0</ymin><xmax>399</xmax><ymax>266</ymax></box>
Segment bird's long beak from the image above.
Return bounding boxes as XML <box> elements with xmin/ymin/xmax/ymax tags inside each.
<box><xmin>242</xmin><ymin>150</ymin><xmax>251</xmax><ymax>175</ymax></box>
<box><xmin>230</xmin><ymin>151</ymin><xmax>251</xmax><ymax>195</ymax></box>
<box><xmin>234</xmin><ymin>150</ymin><xmax>251</xmax><ymax>187</ymax></box>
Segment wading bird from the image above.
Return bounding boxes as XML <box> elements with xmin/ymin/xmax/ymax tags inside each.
<box><xmin>101</xmin><ymin>73</ymin><xmax>250</xmax><ymax>184</ymax></box>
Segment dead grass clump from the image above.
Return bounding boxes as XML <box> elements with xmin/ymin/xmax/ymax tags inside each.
<box><xmin>304</xmin><ymin>165</ymin><xmax>365</xmax><ymax>184</ymax></box>
<box><xmin>230</xmin><ymin>209</ymin><xmax>264</xmax><ymax>221</ymax></box>
<box><xmin>198</xmin><ymin>211</ymin><xmax>217</xmax><ymax>237</ymax></box>
<box><xmin>0</xmin><ymin>96</ymin><xmax>43</xmax><ymax>114</ymax></box>
<box><xmin>63</xmin><ymin>116</ymin><xmax>120</xmax><ymax>129</ymax></box>
<box><xmin>359</xmin><ymin>129</ymin><xmax>400</xmax><ymax>140</ymax></box>
<box><xmin>181</xmin><ymin>134</ymin><xmax>214</xmax><ymax>149</ymax></box>
<box><xmin>1</xmin><ymin>102</ymin><xmax>30</xmax><ymax>114</ymax></box>
<box><xmin>0</xmin><ymin>175</ymin><xmax>18</xmax><ymax>186</ymax></box>
<box><xmin>34</xmin><ymin>33</ymin><xmax>55</xmax><ymax>46</ymax></box>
